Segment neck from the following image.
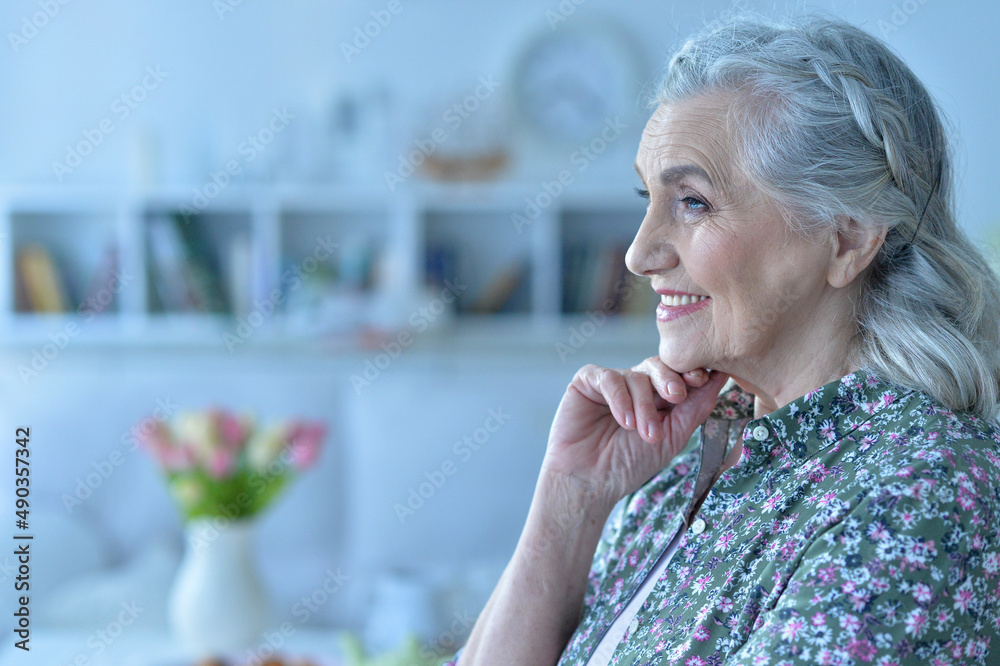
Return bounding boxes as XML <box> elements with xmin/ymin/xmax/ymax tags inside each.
<box><xmin>746</xmin><ymin>360</ymin><xmax>858</xmax><ymax>419</ymax></box>
<box><xmin>717</xmin><ymin>352</ymin><xmax>858</xmax><ymax>475</ymax></box>
<box><xmin>726</xmin><ymin>319</ymin><xmax>858</xmax><ymax>419</ymax></box>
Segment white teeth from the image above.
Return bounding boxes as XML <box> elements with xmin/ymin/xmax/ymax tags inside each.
<box><xmin>660</xmin><ymin>294</ymin><xmax>708</xmax><ymax>307</ymax></box>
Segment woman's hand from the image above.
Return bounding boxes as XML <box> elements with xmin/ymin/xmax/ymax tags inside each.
<box><xmin>459</xmin><ymin>358</ymin><xmax>728</xmax><ymax>666</ymax></box>
<box><xmin>543</xmin><ymin>357</ymin><xmax>730</xmax><ymax>508</ymax></box>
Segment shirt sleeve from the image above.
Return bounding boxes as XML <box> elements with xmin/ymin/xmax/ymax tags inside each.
<box><xmin>727</xmin><ymin>473</ymin><xmax>1000</xmax><ymax>665</ymax></box>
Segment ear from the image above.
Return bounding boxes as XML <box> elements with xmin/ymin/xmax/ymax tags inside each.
<box><xmin>827</xmin><ymin>216</ymin><xmax>886</xmax><ymax>289</ymax></box>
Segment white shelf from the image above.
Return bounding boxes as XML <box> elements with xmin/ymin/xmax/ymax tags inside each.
<box><xmin>1</xmin><ymin>183</ymin><xmax>654</xmax><ymax>350</ymax></box>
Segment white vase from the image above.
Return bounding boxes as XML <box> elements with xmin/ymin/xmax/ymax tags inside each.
<box><xmin>168</xmin><ymin>517</ymin><xmax>273</xmax><ymax>656</ymax></box>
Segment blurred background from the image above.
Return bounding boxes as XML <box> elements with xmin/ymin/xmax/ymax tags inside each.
<box><xmin>0</xmin><ymin>0</ymin><xmax>997</xmax><ymax>664</ymax></box>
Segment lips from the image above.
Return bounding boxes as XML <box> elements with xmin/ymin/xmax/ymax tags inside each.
<box><xmin>655</xmin><ymin>293</ymin><xmax>710</xmax><ymax>322</ymax></box>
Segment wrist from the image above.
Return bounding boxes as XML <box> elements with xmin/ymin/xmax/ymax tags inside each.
<box><xmin>536</xmin><ymin>464</ymin><xmax>619</xmax><ymax>519</ymax></box>
<box><xmin>518</xmin><ymin>470</ymin><xmax>615</xmax><ymax>561</ymax></box>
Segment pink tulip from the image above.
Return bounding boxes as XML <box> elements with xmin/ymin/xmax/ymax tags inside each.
<box><xmin>286</xmin><ymin>422</ymin><xmax>326</xmax><ymax>471</ymax></box>
<box><xmin>207</xmin><ymin>447</ymin><xmax>237</xmax><ymax>479</ymax></box>
<box><xmin>136</xmin><ymin>421</ymin><xmax>189</xmax><ymax>470</ymax></box>
<box><xmin>214</xmin><ymin>408</ymin><xmax>248</xmax><ymax>450</ymax></box>
<box><xmin>136</xmin><ymin>420</ymin><xmax>172</xmax><ymax>457</ymax></box>
<box><xmin>162</xmin><ymin>442</ymin><xmax>196</xmax><ymax>472</ymax></box>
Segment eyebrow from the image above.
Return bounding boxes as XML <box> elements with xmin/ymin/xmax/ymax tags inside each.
<box><xmin>633</xmin><ymin>163</ymin><xmax>714</xmax><ymax>188</ymax></box>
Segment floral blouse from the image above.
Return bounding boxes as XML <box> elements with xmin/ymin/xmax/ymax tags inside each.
<box><xmin>445</xmin><ymin>367</ymin><xmax>1000</xmax><ymax>665</ymax></box>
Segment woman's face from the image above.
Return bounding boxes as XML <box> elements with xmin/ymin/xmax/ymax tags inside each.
<box><xmin>628</xmin><ymin>94</ymin><xmax>839</xmax><ymax>382</ymax></box>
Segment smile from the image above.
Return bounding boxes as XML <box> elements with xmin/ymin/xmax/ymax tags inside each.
<box><xmin>659</xmin><ymin>294</ymin><xmax>709</xmax><ymax>306</ymax></box>
<box><xmin>656</xmin><ymin>295</ymin><xmax>710</xmax><ymax>322</ymax></box>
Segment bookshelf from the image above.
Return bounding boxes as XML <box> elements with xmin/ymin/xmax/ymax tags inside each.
<box><xmin>0</xmin><ymin>183</ymin><xmax>660</xmax><ymax>349</ymax></box>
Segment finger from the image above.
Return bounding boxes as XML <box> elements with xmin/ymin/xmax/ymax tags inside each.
<box><xmin>637</xmin><ymin>356</ymin><xmax>688</xmax><ymax>404</ymax></box>
<box><xmin>682</xmin><ymin>368</ymin><xmax>710</xmax><ymax>387</ymax></box>
<box><xmin>665</xmin><ymin>370</ymin><xmax>731</xmax><ymax>437</ymax></box>
<box><xmin>623</xmin><ymin>370</ymin><xmax>662</xmax><ymax>442</ymax></box>
<box><xmin>577</xmin><ymin>365</ymin><xmax>636</xmax><ymax>431</ymax></box>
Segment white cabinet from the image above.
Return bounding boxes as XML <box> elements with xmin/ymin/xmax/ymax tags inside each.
<box><xmin>1</xmin><ymin>182</ymin><xmax>659</xmax><ymax>350</ymax></box>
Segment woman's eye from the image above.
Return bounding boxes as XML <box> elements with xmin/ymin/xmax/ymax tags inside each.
<box><xmin>678</xmin><ymin>196</ymin><xmax>708</xmax><ymax>212</ymax></box>
<box><xmin>634</xmin><ymin>187</ymin><xmax>650</xmax><ymax>200</ymax></box>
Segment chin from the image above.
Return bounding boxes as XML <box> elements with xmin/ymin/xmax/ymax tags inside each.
<box><xmin>657</xmin><ymin>342</ymin><xmax>701</xmax><ymax>374</ymax></box>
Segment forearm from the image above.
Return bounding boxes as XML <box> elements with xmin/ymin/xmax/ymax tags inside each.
<box><xmin>459</xmin><ymin>472</ymin><xmax>613</xmax><ymax>665</ymax></box>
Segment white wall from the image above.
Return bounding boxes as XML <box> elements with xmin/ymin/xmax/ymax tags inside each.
<box><xmin>0</xmin><ymin>0</ymin><xmax>997</xmax><ymax>234</ymax></box>
<box><xmin>1</xmin><ymin>0</ymin><xmax>998</xmax><ymax>645</ymax></box>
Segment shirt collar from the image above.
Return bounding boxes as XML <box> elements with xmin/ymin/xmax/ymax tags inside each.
<box><xmin>710</xmin><ymin>366</ymin><xmax>917</xmax><ymax>477</ymax></box>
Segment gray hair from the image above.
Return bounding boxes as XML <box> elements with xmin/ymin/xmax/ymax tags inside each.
<box><xmin>654</xmin><ymin>13</ymin><xmax>1000</xmax><ymax>419</ymax></box>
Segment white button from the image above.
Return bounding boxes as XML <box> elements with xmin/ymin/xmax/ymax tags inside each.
<box><xmin>628</xmin><ymin>618</ymin><xmax>639</xmax><ymax>634</ymax></box>
<box><xmin>752</xmin><ymin>425</ymin><xmax>769</xmax><ymax>441</ymax></box>
<box><xmin>690</xmin><ymin>517</ymin><xmax>706</xmax><ymax>535</ymax></box>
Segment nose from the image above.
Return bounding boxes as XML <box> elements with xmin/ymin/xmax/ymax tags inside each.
<box><xmin>625</xmin><ymin>210</ymin><xmax>679</xmax><ymax>278</ymax></box>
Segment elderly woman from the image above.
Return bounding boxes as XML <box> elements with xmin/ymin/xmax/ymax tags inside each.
<box><xmin>447</xmin><ymin>13</ymin><xmax>1000</xmax><ymax>666</ymax></box>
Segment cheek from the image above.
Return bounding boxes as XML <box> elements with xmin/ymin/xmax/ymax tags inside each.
<box><xmin>687</xmin><ymin>228</ymin><xmax>757</xmax><ymax>299</ymax></box>
<box><xmin>687</xmin><ymin>228</ymin><xmax>777</xmax><ymax>339</ymax></box>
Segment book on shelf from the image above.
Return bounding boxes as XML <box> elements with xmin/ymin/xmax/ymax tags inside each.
<box><xmin>586</xmin><ymin>243</ymin><xmax>628</xmax><ymax>313</ymax></box>
<box><xmin>146</xmin><ymin>214</ymin><xmax>231</xmax><ymax>314</ymax></box>
<box><xmin>561</xmin><ymin>243</ymin><xmax>585</xmax><ymax>313</ymax></box>
<box><xmin>79</xmin><ymin>242</ymin><xmax>120</xmax><ymax>315</ymax></box>
<box><xmin>170</xmin><ymin>213</ymin><xmax>229</xmax><ymax>313</ymax></box>
<box><xmin>338</xmin><ymin>233</ymin><xmax>377</xmax><ymax>291</ymax></box>
<box><xmin>147</xmin><ymin>215</ymin><xmax>195</xmax><ymax>312</ymax></box>
<box><xmin>424</xmin><ymin>241</ymin><xmax>459</xmax><ymax>293</ymax></box>
<box><xmin>470</xmin><ymin>257</ymin><xmax>531</xmax><ymax>314</ymax></box>
<box><xmin>16</xmin><ymin>244</ymin><xmax>69</xmax><ymax>312</ymax></box>
<box><xmin>562</xmin><ymin>241</ymin><xmax>636</xmax><ymax>315</ymax></box>
<box><xmin>225</xmin><ymin>233</ymin><xmax>253</xmax><ymax>318</ymax></box>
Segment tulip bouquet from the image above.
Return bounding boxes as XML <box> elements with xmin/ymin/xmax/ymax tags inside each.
<box><xmin>136</xmin><ymin>408</ymin><xmax>326</xmax><ymax>522</ymax></box>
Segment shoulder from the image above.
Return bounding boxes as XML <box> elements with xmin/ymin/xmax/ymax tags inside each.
<box><xmin>813</xmin><ymin>385</ymin><xmax>1000</xmax><ymax>577</ymax></box>
<box><xmin>758</xmin><ymin>394</ymin><xmax>1000</xmax><ymax>663</ymax></box>
<box><xmin>853</xmin><ymin>385</ymin><xmax>1000</xmax><ymax>507</ymax></box>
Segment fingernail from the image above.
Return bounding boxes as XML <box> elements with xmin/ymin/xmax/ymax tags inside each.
<box><xmin>625</xmin><ymin>411</ymin><xmax>634</xmax><ymax>428</ymax></box>
<box><xmin>647</xmin><ymin>422</ymin><xmax>657</xmax><ymax>440</ymax></box>
<box><xmin>668</xmin><ymin>381</ymin><xmax>683</xmax><ymax>396</ymax></box>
